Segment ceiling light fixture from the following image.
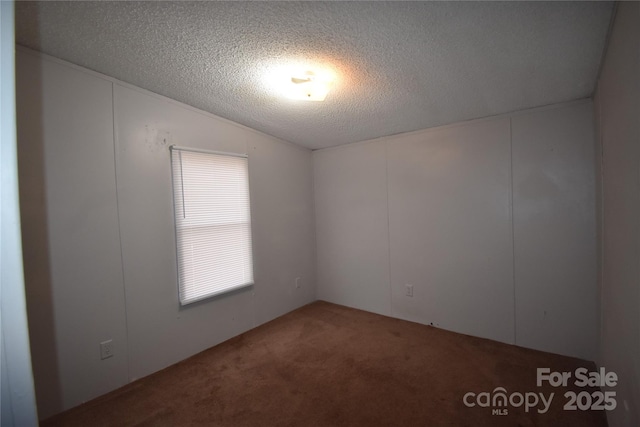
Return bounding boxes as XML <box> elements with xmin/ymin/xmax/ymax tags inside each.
<box><xmin>288</xmin><ymin>70</ymin><xmax>334</xmax><ymax>101</ymax></box>
<box><xmin>262</xmin><ymin>62</ymin><xmax>337</xmax><ymax>102</ymax></box>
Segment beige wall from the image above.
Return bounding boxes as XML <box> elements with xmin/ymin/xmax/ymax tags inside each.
<box><xmin>594</xmin><ymin>2</ymin><xmax>640</xmax><ymax>426</ymax></box>
<box><xmin>314</xmin><ymin>100</ymin><xmax>598</xmax><ymax>360</ymax></box>
<box><xmin>17</xmin><ymin>48</ymin><xmax>316</xmax><ymax>419</ymax></box>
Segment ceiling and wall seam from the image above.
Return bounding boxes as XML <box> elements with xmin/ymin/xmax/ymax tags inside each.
<box><xmin>14</xmin><ymin>46</ymin><xmax>311</xmax><ymax>155</ymax></box>
<box><xmin>313</xmin><ymin>98</ymin><xmax>593</xmax><ymax>154</ymax></box>
<box><xmin>592</xmin><ymin>1</ymin><xmax>619</xmax><ymax>97</ymax></box>
<box><xmin>15</xmin><ymin>1</ymin><xmax>613</xmax><ymax>149</ymax></box>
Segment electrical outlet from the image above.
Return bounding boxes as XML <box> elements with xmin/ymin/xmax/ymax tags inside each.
<box><xmin>295</xmin><ymin>277</ymin><xmax>301</xmax><ymax>289</ymax></box>
<box><xmin>100</xmin><ymin>340</ymin><xmax>114</xmax><ymax>360</ymax></box>
<box><xmin>405</xmin><ymin>284</ymin><xmax>413</xmax><ymax>297</ymax></box>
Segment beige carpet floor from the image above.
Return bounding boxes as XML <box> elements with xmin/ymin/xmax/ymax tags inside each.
<box><xmin>43</xmin><ymin>301</ymin><xmax>608</xmax><ymax>426</ymax></box>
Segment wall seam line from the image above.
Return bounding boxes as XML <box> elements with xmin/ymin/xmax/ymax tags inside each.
<box><xmin>111</xmin><ymin>82</ymin><xmax>132</xmax><ymax>383</ymax></box>
<box><xmin>385</xmin><ymin>142</ymin><xmax>393</xmax><ymax>317</ymax></box>
<box><xmin>510</xmin><ymin>118</ymin><xmax>517</xmax><ymax>345</ymax></box>
<box><xmin>310</xmin><ymin>153</ymin><xmax>319</xmax><ymax>304</ymax></box>
<box><xmin>595</xmin><ymin>87</ymin><xmax>605</xmax><ymax>366</ymax></box>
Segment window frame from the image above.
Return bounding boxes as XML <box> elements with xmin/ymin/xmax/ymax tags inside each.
<box><xmin>169</xmin><ymin>145</ymin><xmax>254</xmax><ymax>306</ymax></box>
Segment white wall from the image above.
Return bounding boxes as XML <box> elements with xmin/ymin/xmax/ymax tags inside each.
<box><xmin>17</xmin><ymin>48</ymin><xmax>316</xmax><ymax>419</ymax></box>
<box><xmin>114</xmin><ymin>83</ymin><xmax>316</xmax><ymax>382</ymax></box>
<box><xmin>387</xmin><ymin>118</ymin><xmax>514</xmax><ymax>343</ymax></box>
<box><xmin>1</xmin><ymin>2</ymin><xmax>39</xmax><ymax>425</ymax></box>
<box><xmin>314</xmin><ymin>100</ymin><xmax>598</xmax><ymax>360</ymax></box>
<box><xmin>512</xmin><ymin>103</ymin><xmax>597</xmax><ymax>359</ymax></box>
<box><xmin>594</xmin><ymin>2</ymin><xmax>640</xmax><ymax>426</ymax></box>
<box><xmin>314</xmin><ymin>141</ymin><xmax>390</xmax><ymax>316</ymax></box>
<box><xmin>17</xmin><ymin>50</ymin><xmax>128</xmax><ymax>419</ymax></box>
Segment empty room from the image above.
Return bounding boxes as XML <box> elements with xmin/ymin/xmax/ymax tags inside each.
<box><xmin>1</xmin><ymin>1</ymin><xmax>638</xmax><ymax>426</ymax></box>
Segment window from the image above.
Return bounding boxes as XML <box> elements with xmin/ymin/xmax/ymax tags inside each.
<box><xmin>170</xmin><ymin>146</ymin><xmax>254</xmax><ymax>305</ymax></box>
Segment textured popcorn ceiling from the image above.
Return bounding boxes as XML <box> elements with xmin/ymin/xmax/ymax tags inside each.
<box><xmin>15</xmin><ymin>1</ymin><xmax>612</xmax><ymax>150</ymax></box>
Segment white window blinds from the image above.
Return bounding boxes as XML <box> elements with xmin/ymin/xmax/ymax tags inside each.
<box><xmin>170</xmin><ymin>146</ymin><xmax>254</xmax><ymax>305</ymax></box>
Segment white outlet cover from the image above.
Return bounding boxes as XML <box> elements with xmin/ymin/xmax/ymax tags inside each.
<box><xmin>100</xmin><ymin>340</ymin><xmax>114</xmax><ymax>360</ymax></box>
<box><xmin>405</xmin><ymin>284</ymin><xmax>413</xmax><ymax>297</ymax></box>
